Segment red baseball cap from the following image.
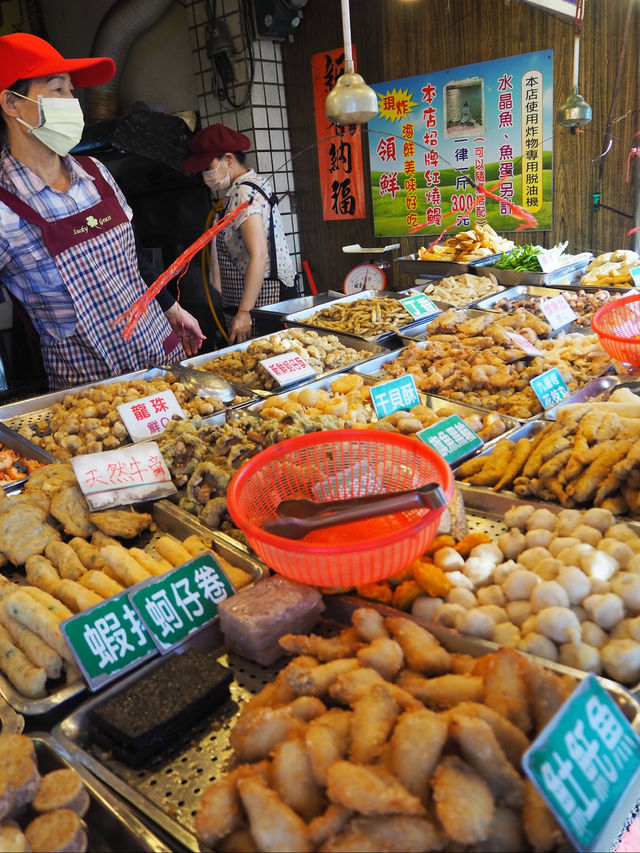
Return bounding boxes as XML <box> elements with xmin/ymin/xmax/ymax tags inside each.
<box><xmin>181</xmin><ymin>123</ymin><xmax>251</xmax><ymax>173</ymax></box>
<box><xmin>0</xmin><ymin>33</ymin><xmax>115</xmax><ymax>92</ymax></box>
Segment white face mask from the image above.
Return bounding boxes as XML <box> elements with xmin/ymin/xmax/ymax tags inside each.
<box><xmin>13</xmin><ymin>92</ymin><xmax>84</xmax><ymax>156</ymax></box>
<box><xmin>202</xmin><ymin>158</ymin><xmax>231</xmax><ymax>192</ymax></box>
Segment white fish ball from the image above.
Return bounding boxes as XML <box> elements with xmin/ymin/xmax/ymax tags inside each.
<box><xmin>463</xmin><ymin>556</ymin><xmax>495</xmax><ymax>586</ymax></box>
<box><xmin>559</xmin><ymin>642</ymin><xmax>602</xmax><ymax>674</ymax></box>
<box><xmin>531</xmin><ymin>581</ymin><xmax>570</xmax><ymax>613</ymax></box>
<box><xmin>601</xmin><ymin>639</ymin><xmax>640</xmax><ymax>684</ymax></box>
<box><xmin>518</xmin><ymin>632</ymin><xmax>559</xmax><ymax>661</ymax></box>
<box><xmin>503</xmin><ymin>569</ymin><xmax>541</xmax><ymax>601</ymax></box>
<box><xmin>476</xmin><ymin>604</ymin><xmax>508</xmax><ymax>625</ymax></box>
<box><xmin>582</xmin><ymin>507</ymin><xmax>615</xmax><ymax>533</ymax></box>
<box><xmin>611</xmin><ymin>573</ymin><xmax>640</xmax><ymax>612</ymax></box>
<box><xmin>549</xmin><ymin>537</ymin><xmax>581</xmax><ymax>557</ymax></box>
<box><xmin>583</xmin><ymin>593</ymin><xmax>625</xmax><ymax>631</ymax></box>
<box><xmin>493</xmin><ymin>560</ymin><xmax>521</xmax><ymax>586</ymax></box>
<box><xmin>477</xmin><ymin>584</ymin><xmax>506</xmax><ymax>607</ymax></box>
<box><xmin>497</xmin><ymin>528</ymin><xmax>527</xmax><ymax>560</ymax></box>
<box><xmin>446</xmin><ymin>588</ymin><xmax>477</xmax><ymax>609</ymax></box>
<box><xmin>535</xmin><ymin>607</ymin><xmax>581</xmax><ymax>644</ymax></box>
<box><xmin>435</xmin><ymin>602</ymin><xmax>468</xmax><ymax>628</ymax></box>
<box><xmin>504</xmin><ymin>504</ymin><xmax>536</xmax><ymax>530</ymax></box>
<box><xmin>581</xmin><ymin>620</ymin><xmax>608</xmax><ymax>649</ymax></box>
<box><xmin>518</xmin><ymin>547</ymin><xmax>553</xmax><ymax>572</ymax></box>
<box><xmin>526</xmin><ymin>508</ymin><xmax>557</xmax><ymax>531</ymax></box>
<box><xmin>556</xmin><ymin>543</ymin><xmax>594</xmax><ymax>566</ymax></box>
<box><xmin>492</xmin><ymin>622</ymin><xmax>521</xmax><ymax>647</ymax></box>
<box><xmin>597</xmin><ymin>539</ymin><xmax>633</xmax><ymax>569</ymax></box>
<box><xmin>556</xmin><ymin>565</ymin><xmax>591</xmax><ymax>606</ymax></box>
<box><xmin>469</xmin><ymin>543</ymin><xmax>503</xmax><ymax>567</ymax></box>
<box><xmin>411</xmin><ymin>596</ymin><xmax>443</xmax><ymax>623</ymax></box>
<box><xmin>446</xmin><ymin>571</ymin><xmax>474</xmax><ymax>591</ymax></box>
<box><xmin>626</xmin><ymin>554</ymin><xmax>640</xmax><ymax>575</ymax></box>
<box><xmin>571</xmin><ymin>605</ymin><xmax>588</xmax><ymax>623</ymax></box>
<box><xmin>505</xmin><ymin>600</ymin><xmax>533</xmax><ymax>628</ymax></box>
<box><xmin>580</xmin><ymin>550</ymin><xmax>619</xmax><ymax>583</ymax></box>
<box><xmin>572</xmin><ymin>525</ymin><xmax>603</xmax><ymax>547</ymax></box>
<box><xmin>605</xmin><ymin>523</ymin><xmax>637</xmax><ymax>543</ymax></box>
<box><xmin>554</xmin><ymin>509</ymin><xmax>582</xmax><ymax>536</ymax></box>
<box><xmin>521</xmin><ymin>614</ymin><xmax>539</xmax><ymax>636</ymax></box>
<box><xmin>525</xmin><ymin>529</ymin><xmax>554</xmax><ymax>550</ymax></box>
<box><xmin>455</xmin><ymin>609</ymin><xmax>495</xmax><ymax>639</ymax></box>
<box><xmin>433</xmin><ymin>547</ymin><xmax>464</xmax><ymax>572</ymax></box>
<box><xmin>536</xmin><ymin>557</ymin><xmax>563</xmax><ymax>581</ymax></box>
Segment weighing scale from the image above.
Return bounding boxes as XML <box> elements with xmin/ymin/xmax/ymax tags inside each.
<box><xmin>342</xmin><ymin>243</ymin><xmax>400</xmax><ymax>294</ymax></box>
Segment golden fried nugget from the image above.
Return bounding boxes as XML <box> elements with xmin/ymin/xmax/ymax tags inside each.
<box><xmin>308</xmin><ymin>804</ymin><xmax>353</xmax><ymax>850</ymax></box>
<box><xmin>237</xmin><ymin>773</ymin><xmax>312</xmax><ymax>853</ymax></box>
<box><xmin>522</xmin><ymin>778</ymin><xmax>565</xmax><ymax>852</ymax></box>
<box><xmin>385</xmin><ymin>616</ymin><xmax>452</xmax><ymax>675</ymax></box>
<box><xmin>431</xmin><ymin>755</ymin><xmax>495</xmax><ymax>845</ymax></box>
<box><xmin>329</xmin><ymin>666</ymin><xmax>386</xmax><ymax>705</ymax></box>
<box><xmin>349</xmin><ymin>683</ymin><xmax>400</xmax><ymax>764</ymax></box>
<box><xmin>351</xmin><ymin>607</ymin><xmax>388</xmax><ymax>642</ymax></box>
<box><xmin>228</xmin><ymin>705</ymin><xmax>307</xmax><ymax>763</ymax></box>
<box><xmin>326</xmin><ymin>761</ymin><xmax>426</xmax><ymax>816</ymax></box>
<box><xmin>356</xmin><ymin>637</ymin><xmax>404</xmax><ymax>681</ymax></box>
<box><xmin>424</xmin><ymin>535</ymin><xmax>456</xmax><ymax>556</ymax></box>
<box><xmin>446</xmin><ymin>701</ymin><xmax>530</xmax><ymax>768</ymax></box>
<box><xmin>396</xmin><ymin>671</ymin><xmax>484</xmax><ymax>708</ymax></box>
<box><xmin>387</xmin><ymin>708</ymin><xmax>448</xmax><ymax>802</ymax></box>
<box><xmin>285</xmin><ymin>658</ymin><xmax>359</xmax><ymax>698</ymax></box>
<box><xmin>454</xmin><ymin>532</ymin><xmax>492</xmax><ymax>558</ymax></box>
<box><xmin>355</xmin><ymin>581</ymin><xmax>393</xmax><ymax>604</ymax></box>
<box><xmin>305</xmin><ymin>709</ymin><xmax>352</xmax><ymax>786</ymax></box>
<box><xmin>473</xmin><ymin>648</ymin><xmax>532</xmax><ymax>733</ymax></box>
<box><xmin>278</xmin><ymin>629</ymin><xmax>361</xmax><ymax>662</ymax></box>
<box><xmin>271</xmin><ymin>733</ymin><xmax>326</xmax><ymax>822</ymax></box>
<box><xmin>322</xmin><ymin>815</ymin><xmax>446</xmax><ymax>853</ymax></box>
<box><xmin>448</xmin><ymin>713</ymin><xmax>525</xmax><ymax>808</ymax></box>
<box><xmin>391</xmin><ymin>579</ymin><xmax>423</xmax><ymax>611</ymax></box>
<box><xmin>411</xmin><ymin>561</ymin><xmax>451</xmax><ymax>598</ymax></box>
<box><xmin>477</xmin><ymin>806</ymin><xmax>526</xmax><ymax>853</ymax></box>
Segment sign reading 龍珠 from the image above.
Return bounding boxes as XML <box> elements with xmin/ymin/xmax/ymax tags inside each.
<box><xmin>61</xmin><ymin>592</ymin><xmax>157</xmax><ymax>691</ymax></box>
<box><xmin>370</xmin><ymin>374</ymin><xmax>420</xmax><ymax>419</ymax></box>
<box><xmin>400</xmin><ymin>293</ymin><xmax>440</xmax><ymax>320</ymax></box>
<box><xmin>117</xmin><ymin>389</ymin><xmax>185</xmax><ymax>443</ymax></box>
<box><xmin>416</xmin><ymin>414</ymin><xmax>484</xmax><ymax>464</ymax></box>
<box><xmin>530</xmin><ymin>367</ymin><xmax>570</xmax><ymax>409</ymax></box>
<box><xmin>523</xmin><ymin>674</ymin><xmax>640</xmax><ymax>852</ymax></box>
<box><xmin>129</xmin><ymin>552</ymin><xmax>234</xmax><ymax>652</ymax></box>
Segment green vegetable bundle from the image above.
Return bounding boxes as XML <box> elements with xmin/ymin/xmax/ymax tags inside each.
<box><xmin>495</xmin><ymin>245</ymin><xmax>542</xmax><ymax>271</ymax></box>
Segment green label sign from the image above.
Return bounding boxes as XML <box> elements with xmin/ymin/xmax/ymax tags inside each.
<box><xmin>400</xmin><ymin>293</ymin><xmax>439</xmax><ymax>320</ymax></box>
<box><xmin>530</xmin><ymin>367</ymin><xmax>570</xmax><ymax>409</ymax></box>
<box><xmin>61</xmin><ymin>592</ymin><xmax>157</xmax><ymax>691</ymax></box>
<box><xmin>370</xmin><ymin>375</ymin><xmax>420</xmax><ymax>419</ymax></box>
<box><xmin>523</xmin><ymin>674</ymin><xmax>640</xmax><ymax>852</ymax></box>
<box><xmin>129</xmin><ymin>552</ymin><xmax>234</xmax><ymax>652</ymax></box>
<box><xmin>416</xmin><ymin>414</ymin><xmax>484</xmax><ymax>464</ymax></box>
<box><xmin>631</xmin><ymin>265</ymin><xmax>640</xmax><ymax>288</ymax></box>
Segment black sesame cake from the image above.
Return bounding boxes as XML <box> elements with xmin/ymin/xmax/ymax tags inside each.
<box><xmin>89</xmin><ymin>649</ymin><xmax>232</xmax><ymax>766</ymax></box>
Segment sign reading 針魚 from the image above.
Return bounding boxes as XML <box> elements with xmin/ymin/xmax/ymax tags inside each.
<box><xmin>523</xmin><ymin>674</ymin><xmax>640</xmax><ymax>852</ymax></box>
<box><xmin>117</xmin><ymin>390</ymin><xmax>185</xmax><ymax>443</ymax></box>
<box><xmin>71</xmin><ymin>442</ymin><xmax>176</xmax><ymax>510</ymax></box>
<box><xmin>129</xmin><ymin>553</ymin><xmax>234</xmax><ymax>652</ymax></box>
<box><xmin>540</xmin><ymin>295</ymin><xmax>577</xmax><ymax>330</ymax></box>
<box><xmin>61</xmin><ymin>591</ymin><xmax>157</xmax><ymax>691</ymax></box>
<box><xmin>416</xmin><ymin>414</ymin><xmax>484</xmax><ymax>464</ymax></box>
<box><xmin>400</xmin><ymin>293</ymin><xmax>440</xmax><ymax>320</ymax></box>
<box><xmin>530</xmin><ymin>367</ymin><xmax>570</xmax><ymax>409</ymax></box>
<box><xmin>367</xmin><ymin>51</ymin><xmax>553</xmax><ymax>237</ymax></box>
<box><xmin>370</xmin><ymin>375</ymin><xmax>420</xmax><ymax>419</ymax></box>
<box><xmin>259</xmin><ymin>352</ymin><xmax>317</xmax><ymax>386</ymax></box>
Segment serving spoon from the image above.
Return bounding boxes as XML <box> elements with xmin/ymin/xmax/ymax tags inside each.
<box><xmin>152</xmin><ymin>363</ymin><xmax>238</xmax><ymax>403</ymax></box>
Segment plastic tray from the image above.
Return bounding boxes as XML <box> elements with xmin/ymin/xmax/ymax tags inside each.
<box><xmin>394</xmin><ymin>252</ymin><xmax>502</xmax><ymax>277</ymax></box>
<box><xmin>0</xmin><ymin>499</ymin><xmax>267</xmax><ymax>717</ymax></box>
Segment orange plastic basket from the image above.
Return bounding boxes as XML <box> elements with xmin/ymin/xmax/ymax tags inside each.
<box><xmin>226</xmin><ymin>429</ymin><xmax>454</xmax><ymax>588</ymax></box>
<box><xmin>592</xmin><ymin>292</ymin><xmax>640</xmax><ymax>366</ymax></box>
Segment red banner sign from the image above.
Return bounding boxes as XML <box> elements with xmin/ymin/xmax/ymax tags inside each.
<box><xmin>311</xmin><ymin>47</ymin><xmax>366</xmax><ymax>221</ymax></box>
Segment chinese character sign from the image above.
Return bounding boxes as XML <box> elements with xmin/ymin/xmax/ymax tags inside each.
<box><xmin>367</xmin><ymin>51</ymin><xmax>553</xmax><ymax>236</ymax></box>
<box><xmin>312</xmin><ymin>47</ymin><xmax>366</xmax><ymax>220</ymax></box>
<box><xmin>117</xmin><ymin>390</ymin><xmax>185</xmax><ymax>443</ymax></box>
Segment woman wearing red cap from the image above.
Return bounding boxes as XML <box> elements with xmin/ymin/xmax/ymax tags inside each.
<box><xmin>182</xmin><ymin>123</ymin><xmax>297</xmax><ymax>343</ymax></box>
<box><xmin>0</xmin><ymin>33</ymin><xmax>205</xmax><ymax>390</ymax></box>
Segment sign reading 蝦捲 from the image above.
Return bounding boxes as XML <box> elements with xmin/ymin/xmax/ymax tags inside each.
<box><xmin>370</xmin><ymin>375</ymin><xmax>420</xmax><ymax>419</ymax></box>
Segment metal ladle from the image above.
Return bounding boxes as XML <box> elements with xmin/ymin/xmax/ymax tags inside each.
<box><xmin>153</xmin><ymin>363</ymin><xmax>237</xmax><ymax>403</ymax></box>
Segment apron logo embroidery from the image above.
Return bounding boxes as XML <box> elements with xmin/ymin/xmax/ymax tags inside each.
<box><xmin>73</xmin><ymin>213</ymin><xmax>112</xmax><ymax>235</ymax></box>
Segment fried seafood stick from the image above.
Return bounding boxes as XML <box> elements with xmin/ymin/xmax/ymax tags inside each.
<box><xmin>271</xmin><ymin>733</ymin><xmax>326</xmax><ymax>822</ymax></box>
<box><xmin>237</xmin><ymin>773</ymin><xmax>312</xmax><ymax>853</ymax></box>
<box><xmin>305</xmin><ymin>709</ymin><xmax>352</xmax><ymax>786</ymax></box>
<box><xmin>396</xmin><ymin>671</ymin><xmax>484</xmax><ymax>709</ymax></box>
<box><xmin>431</xmin><ymin>754</ymin><xmax>495</xmax><ymax>845</ymax></box>
<box><xmin>326</xmin><ymin>761</ymin><xmax>426</xmax><ymax>816</ymax></box>
<box><xmin>194</xmin><ymin>761</ymin><xmax>270</xmax><ymax>849</ymax></box>
<box><xmin>320</xmin><ymin>815</ymin><xmax>446</xmax><ymax>853</ymax></box>
<box><xmin>385</xmin><ymin>708</ymin><xmax>448</xmax><ymax>802</ymax></box>
<box><xmin>349</xmin><ymin>684</ymin><xmax>400</xmax><ymax>764</ymax></box>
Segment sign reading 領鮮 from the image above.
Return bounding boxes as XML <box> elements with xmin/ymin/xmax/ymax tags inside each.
<box><xmin>370</xmin><ymin>375</ymin><xmax>421</xmax><ymax>419</ymax></box>
<box><xmin>523</xmin><ymin>674</ymin><xmax>640</xmax><ymax>852</ymax></box>
<box><xmin>416</xmin><ymin>414</ymin><xmax>484</xmax><ymax>464</ymax></box>
<box><xmin>530</xmin><ymin>367</ymin><xmax>570</xmax><ymax>409</ymax></box>
<box><xmin>259</xmin><ymin>352</ymin><xmax>316</xmax><ymax>386</ymax></box>
<box><xmin>117</xmin><ymin>390</ymin><xmax>185</xmax><ymax>443</ymax></box>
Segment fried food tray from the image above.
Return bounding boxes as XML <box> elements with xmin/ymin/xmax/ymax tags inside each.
<box><xmin>31</xmin><ymin>733</ymin><xmax>169</xmax><ymax>852</ymax></box>
<box><xmin>542</xmin><ymin>374</ymin><xmax>622</xmax><ymax>419</ymax></box>
<box><xmin>0</xmin><ymin>500</ymin><xmax>267</xmax><ymax>717</ymax></box>
<box><xmin>282</xmin><ymin>289</ymin><xmax>436</xmax><ymax>343</ymax></box>
<box><xmin>51</xmin><ymin>594</ymin><xmax>640</xmax><ymax>853</ymax></box>
<box><xmin>394</xmin><ymin>252</ymin><xmax>502</xmax><ymax>277</ymax></box>
<box><xmin>479</xmin><ymin>255</ymin><xmax>592</xmax><ymax>287</ymax></box>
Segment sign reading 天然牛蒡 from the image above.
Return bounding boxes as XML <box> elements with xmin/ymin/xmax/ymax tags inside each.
<box><xmin>368</xmin><ymin>51</ymin><xmax>553</xmax><ymax>237</ymax></box>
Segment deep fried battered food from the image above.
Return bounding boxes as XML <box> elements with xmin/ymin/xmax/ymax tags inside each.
<box><xmin>326</xmin><ymin>761</ymin><xmax>426</xmax><ymax>816</ymax></box>
<box><xmin>321</xmin><ymin>815</ymin><xmax>446</xmax><ymax>853</ymax></box>
<box><xmin>24</xmin><ymin>462</ymin><xmax>77</xmax><ymax>496</ymax></box>
<box><xmin>477</xmin><ymin>806</ymin><xmax>526</xmax><ymax>852</ymax></box>
<box><xmin>49</xmin><ymin>484</ymin><xmax>95</xmax><ymax>538</ymax></box>
<box><xmin>88</xmin><ymin>508</ymin><xmax>153</xmax><ymax>539</ymax></box>
<box><xmin>356</xmin><ymin>637</ymin><xmax>404</xmax><ymax>681</ymax></box>
<box><xmin>522</xmin><ymin>778</ymin><xmax>565</xmax><ymax>852</ymax></box>
<box><xmin>466</xmin><ymin>440</ymin><xmax>515</xmax><ymax>487</ymax></box>
<box><xmin>237</xmin><ymin>773</ymin><xmax>312</xmax><ymax>853</ymax></box>
<box><xmin>0</xmin><ymin>622</ymin><xmax>47</xmax><ymax>698</ymax></box>
<box><xmin>493</xmin><ymin>437</ymin><xmax>533</xmax><ymax>491</ymax></box>
<box><xmin>473</xmin><ymin>648</ymin><xmax>532</xmax><ymax>733</ymax></box>
<box><xmin>44</xmin><ymin>541</ymin><xmax>85</xmax><ymax>581</ymax></box>
<box><xmin>448</xmin><ymin>713</ymin><xmax>525</xmax><ymax>807</ymax></box>
<box><xmin>99</xmin><ymin>545</ymin><xmax>151</xmax><ymax>587</ymax></box>
<box><xmin>279</xmin><ymin>628</ymin><xmax>361</xmax><ymax>662</ymax></box>
<box><xmin>349</xmin><ymin>684</ymin><xmax>400</xmax><ymax>764</ymax></box>
<box><xmin>384</xmin><ymin>617</ymin><xmax>452</xmax><ymax>675</ymax></box>
<box><xmin>285</xmin><ymin>658</ymin><xmax>359</xmax><ymax>698</ymax></box>
<box><xmin>0</xmin><ymin>498</ymin><xmax>60</xmax><ymax>566</ymax></box>
<box><xmin>520</xmin><ymin>654</ymin><xmax>578</xmax><ymax>732</ymax></box>
<box><xmin>78</xmin><ymin>571</ymin><xmax>124</xmax><ymax>599</ymax></box>
<box><xmin>229</xmin><ymin>705</ymin><xmax>307</xmax><ymax>763</ymax></box>
<box><xmin>308</xmin><ymin>804</ymin><xmax>353</xmax><ymax>850</ymax></box>
<box><xmin>2</xmin><ymin>590</ymin><xmax>73</xmax><ymax>661</ymax></box>
<box><xmin>351</xmin><ymin>608</ymin><xmax>388</xmax><ymax>642</ymax></box>
<box><xmin>271</xmin><ymin>733</ymin><xmax>326</xmax><ymax>822</ymax></box>
<box><xmin>0</xmin><ymin>608</ymin><xmax>62</xmax><ymax>680</ymax></box>
<box><xmin>431</xmin><ymin>755</ymin><xmax>495</xmax><ymax>845</ymax></box>
<box><xmin>396</xmin><ymin>671</ymin><xmax>484</xmax><ymax>708</ymax></box>
<box><xmin>411</xmin><ymin>561</ymin><xmax>451</xmax><ymax>599</ymax></box>
<box><xmin>386</xmin><ymin>708</ymin><xmax>448</xmax><ymax>802</ymax></box>
<box><xmin>304</xmin><ymin>708</ymin><xmax>352</xmax><ymax>786</ymax></box>
<box><xmin>446</xmin><ymin>701</ymin><xmax>529</xmax><ymax>768</ymax></box>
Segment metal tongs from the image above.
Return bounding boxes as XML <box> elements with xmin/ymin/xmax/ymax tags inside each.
<box><xmin>262</xmin><ymin>483</ymin><xmax>448</xmax><ymax>540</ymax></box>
<box><xmin>153</xmin><ymin>363</ymin><xmax>237</xmax><ymax>403</ymax></box>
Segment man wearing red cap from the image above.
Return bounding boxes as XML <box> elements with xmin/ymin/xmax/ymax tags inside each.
<box><xmin>182</xmin><ymin>123</ymin><xmax>296</xmax><ymax>343</ymax></box>
<box><xmin>0</xmin><ymin>33</ymin><xmax>205</xmax><ymax>390</ymax></box>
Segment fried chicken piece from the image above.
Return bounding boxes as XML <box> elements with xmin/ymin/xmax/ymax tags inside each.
<box><xmin>326</xmin><ymin>761</ymin><xmax>426</xmax><ymax>816</ymax></box>
<box><xmin>386</xmin><ymin>708</ymin><xmax>448</xmax><ymax>802</ymax></box>
<box><xmin>87</xmin><ymin>508</ymin><xmax>154</xmax><ymax>539</ymax></box>
<box><xmin>329</xmin><ymin>666</ymin><xmax>422</xmax><ymax>711</ymax></box>
<box><xmin>493</xmin><ymin>437</ymin><xmax>533</xmax><ymax>491</ymax></box>
<box><xmin>351</xmin><ymin>607</ymin><xmax>388</xmax><ymax>642</ymax></box>
<box><xmin>349</xmin><ymin>683</ymin><xmax>400</xmax><ymax>764</ymax></box>
<box><xmin>396</xmin><ymin>671</ymin><xmax>484</xmax><ymax>709</ymax></box>
<box><xmin>284</xmin><ymin>658</ymin><xmax>359</xmax><ymax>698</ymax></box>
<box><xmin>194</xmin><ymin>761</ymin><xmax>270</xmax><ymax>850</ymax></box>
<box><xmin>473</xmin><ymin>647</ymin><xmax>532</xmax><ymax>733</ymax></box>
<box><xmin>237</xmin><ymin>773</ymin><xmax>312</xmax><ymax>853</ymax></box>
<box><xmin>522</xmin><ymin>778</ymin><xmax>565</xmax><ymax>852</ymax></box>
<box><xmin>356</xmin><ymin>637</ymin><xmax>404</xmax><ymax>680</ymax></box>
<box><xmin>305</xmin><ymin>709</ymin><xmax>352</xmax><ymax>786</ymax></box>
<box><xmin>431</xmin><ymin>755</ymin><xmax>495</xmax><ymax>845</ymax></box>
<box><xmin>49</xmin><ymin>484</ymin><xmax>95</xmax><ymax>538</ymax></box>
<box><xmin>278</xmin><ymin>627</ymin><xmax>361</xmax><ymax>661</ymax></box>
<box><xmin>229</xmin><ymin>705</ymin><xmax>307</xmax><ymax>764</ymax></box>
<box><xmin>320</xmin><ymin>815</ymin><xmax>446</xmax><ymax>853</ymax></box>
<box><xmin>271</xmin><ymin>733</ymin><xmax>326</xmax><ymax>822</ymax></box>
<box><xmin>445</xmin><ymin>701</ymin><xmax>529</xmax><ymax>768</ymax></box>
<box><xmin>448</xmin><ymin>713</ymin><xmax>525</xmax><ymax>808</ymax></box>
<box><xmin>384</xmin><ymin>617</ymin><xmax>452</xmax><ymax>675</ymax></box>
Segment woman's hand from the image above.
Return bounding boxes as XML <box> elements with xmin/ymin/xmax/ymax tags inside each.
<box><xmin>164</xmin><ymin>303</ymin><xmax>206</xmax><ymax>356</ymax></box>
<box><xmin>229</xmin><ymin>309</ymin><xmax>252</xmax><ymax>343</ymax></box>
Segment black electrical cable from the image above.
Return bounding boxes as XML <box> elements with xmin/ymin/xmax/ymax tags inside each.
<box><xmin>204</xmin><ymin>0</ymin><xmax>255</xmax><ymax>111</ymax></box>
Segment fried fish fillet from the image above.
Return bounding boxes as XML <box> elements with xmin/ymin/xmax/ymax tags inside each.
<box><xmin>88</xmin><ymin>509</ymin><xmax>153</xmax><ymax>539</ymax></box>
<box><xmin>326</xmin><ymin>761</ymin><xmax>426</xmax><ymax>816</ymax></box>
<box><xmin>431</xmin><ymin>755</ymin><xmax>495</xmax><ymax>845</ymax></box>
<box><xmin>0</xmin><ymin>502</ymin><xmax>60</xmax><ymax>566</ymax></box>
<box><xmin>49</xmin><ymin>484</ymin><xmax>95</xmax><ymax>538</ymax></box>
<box><xmin>24</xmin><ymin>462</ymin><xmax>77</xmax><ymax>497</ymax></box>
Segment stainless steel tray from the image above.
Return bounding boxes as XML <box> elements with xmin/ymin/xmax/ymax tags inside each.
<box><xmin>283</xmin><ymin>289</ymin><xmax>435</xmax><ymax>343</ymax></box>
<box><xmin>31</xmin><ymin>733</ymin><xmax>169</xmax><ymax>852</ymax></box>
<box><xmin>479</xmin><ymin>255</ymin><xmax>592</xmax><ymax>287</ymax></box>
<box><xmin>543</xmin><ymin>374</ymin><xmax>622</xmax><ymax>419</ymax></box>
<box><xmin>250</xmin><ymin>289</ymin><xmax>344</xmax><ymax>318</ymax></box>
<box><xmin>0</xmin><ymin>420</ymin><xmax>57</xmax><ymax>491</ymax></box>
<box><xmin>0</xmin><ymin>500</ymin><xmax>267</xmax><ymax>717</ymax></box>
<box><xmin>473</xmin><ymin>284</ymin><xmax>571</xmax><ymax>311</ymax></box>
<box><xmin>394</xmin><ymin>252</ymin><xmax>502</xmax><ymax>277</ymax></box>
<box><xmin>397</xmin><ymin>307</ymin><xmax>492</xmax><ymax>342</ymax></box>
<box><xmin>181</xmin><ymin>328</ymin><xmax>391</xmax><ymax>394</ymax></box>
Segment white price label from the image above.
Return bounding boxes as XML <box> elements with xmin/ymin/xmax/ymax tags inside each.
<box><xmin>117</xmin><ymin>390</ymin><xmax>185</xmax><ymax>442</ymax></box>
<box><xmin>259</xmin><ymin>352</ymin><xmax>316</xmax><ymax>385</ymax></box>
<box><xmin>540</xmin><ymin>295</ymin><xmax>577</xmax><ymax>330</ymax></box>
<box><xmin>504</xmin><ymin>330</ymin><xmax>544</xmax><ymax>357</ymax></box>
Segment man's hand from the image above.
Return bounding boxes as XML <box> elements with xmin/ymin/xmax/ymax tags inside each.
<box><xmin>164</xmin><ymin>303</ymin><xmax>206</xmax><ymax>356</ymax></box>
<box><xmin>229</xmin><ymin>310</ymin><xmax>252</xmax><ymax>343</ymax></box>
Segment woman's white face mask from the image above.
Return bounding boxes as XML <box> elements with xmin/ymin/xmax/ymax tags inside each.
<box><xmin>202</xmin><ymin>158</ymin><xmax>231</xmax><ymax>192</ymax></box>
<box><xmin>12</xmin><ymin>92</ymin><xmax>84</xmax><ymax>156</ymax></box>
